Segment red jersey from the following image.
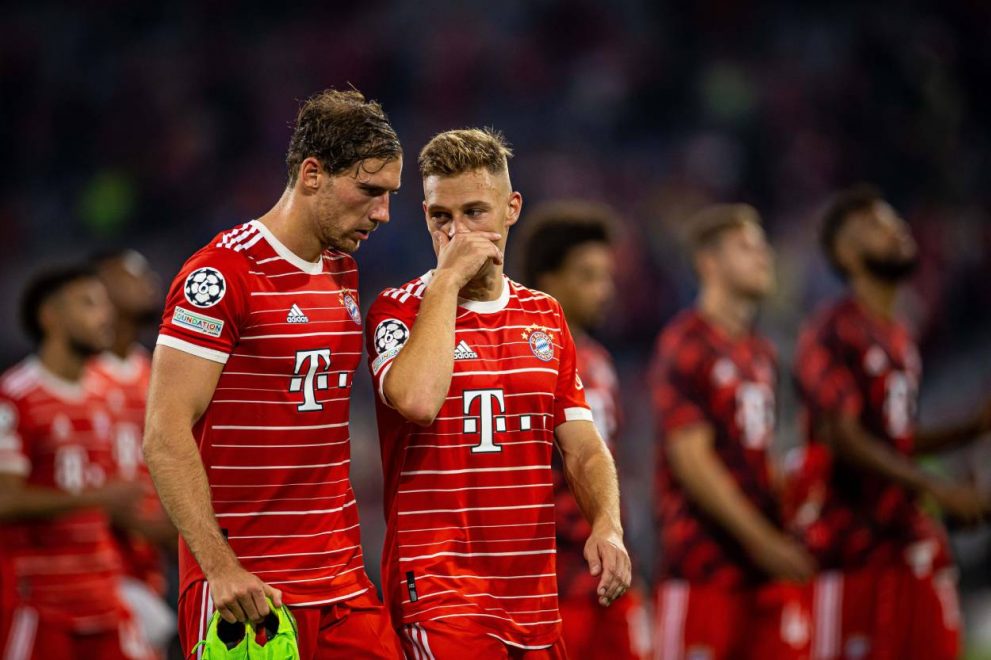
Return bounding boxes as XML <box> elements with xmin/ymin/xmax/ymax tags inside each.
<box><xmin>157</xmin><ymin>220</ymin><xmax>373</xmax><ymax>606</ymax></box>
<box><xmin>553</xmin><ymin>335</ymin><xmax>621</xmax><ymax>600</ymax></box>
<box><xmin>366</xmin><ymin>273</ymin><xmax>593</xmax><ymax>649</ymax></box>
<box><xmin>649</xmin><ymin>310</ymin><xmax>780</xmax><ymax>588</ymax></box>
<box><xmin>89</xmin><ymin>348</ymin><xmax>167</xmax><ymax>593</ymax></box>
<box><xmin>793</xmin><ymin>297</ymin><xmax>925</xmax><ymax>569</ymax></box>
<box><xmin>0</xmin><ymin>358</ymin><xmax>124</xmax><ymax>632</ymax></box>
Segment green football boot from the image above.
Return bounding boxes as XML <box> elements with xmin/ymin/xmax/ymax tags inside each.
<box><xmin>191</xmin><ymin>599</ymin><xmax>299</xmax><ymax>659</ymax></box>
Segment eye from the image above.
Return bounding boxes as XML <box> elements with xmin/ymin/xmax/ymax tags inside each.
<box><xmin>466</xmin><ymin>208</ymin><xmax>484</xmax><ymax>218</ymax></box>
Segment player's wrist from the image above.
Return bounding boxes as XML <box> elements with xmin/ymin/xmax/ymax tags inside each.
<box><xmin>429</xmin><ymin>268</ymin><xmax>464</xmax><ymax>292</ymax></box>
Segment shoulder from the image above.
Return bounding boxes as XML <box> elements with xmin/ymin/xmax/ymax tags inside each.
<box><xmin>175</xmin><ymin>229</ymin><xmax>255</xmax><ymax>286</ymax></box>
<box><xmin>508</xmin><ymin>280</ymin><xmax>560</xmax><ymax>311</ymax></box>
<box><xmin>0</xmin><ymin>359</ymin><xmax>40</xmax><ymax>405</ymax></box>
<box><xmin>370</xmin><ymin>274</ymin><xmax>430</xmax><ymax>310</ymax></box>
<box><xmin>800</xmin><ymin>298</ymin><xmax>867</xmax><ymax>351</ymax></box>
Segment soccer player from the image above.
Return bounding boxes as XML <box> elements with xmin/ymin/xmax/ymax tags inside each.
<box><xmin>0</xmin><ymin>265</ymin><xmax>152</xmax><ymax>659</ymax></box>
<box><xmin>649</xmin><ymin>205</ymin><xmax>815</xmax><ymax>659</ymax></box>
<box><xmin>366</xmin><ymin>129</ymin><xmax>631</xmax><ymax>659</ymax></box>
<box><xmin>90</xmin><ymin>249</ymin><xmax>178</xmax><ymax>654</ymax></box>
<box><xmin>793</xmin><ymin>184</ymin><xmax>991</xmax><ymax>659</ymax></box>
<box><xmin>518</xmin><ymin>201</ymin><xmax>651</xmax><ymax>660</ymax></box>
<box><xmin>142</xmin><ymin>89</ymin><xmax>404</xmax><ymax>659</ymax></box>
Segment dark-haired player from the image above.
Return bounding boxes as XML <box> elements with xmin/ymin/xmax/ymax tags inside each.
<box><xmin>89</xmin><ymin>249</ymin><xmax>177</xmax><ymax>654</ymax></box>
<box><xmin>0</xmin><ymin>266</ymin><xmax>152</xmax><ymax>659</ymax></box>
<box><xmin>143</xmin><ymin>88</ymin><xmax>404</xmax><ymax>659</ymax></box>
<box><xmin>367</xmin><ymin>129</ymin><xmax>630</xmax><ymax>658</ymax></box>
<box><xmin>650</xmin><ymin>205</ymin><xmax>814</xmax><ymax>659</ymax></box>
<box><xmin>793</xmin><ymin>185</ymin><xmax>990</xmax><ymax>659</ymax></box>
<box><xmin>519</xmin><ymin>201</ymin><xmax>650</xmax><ymax>660</ymax></box>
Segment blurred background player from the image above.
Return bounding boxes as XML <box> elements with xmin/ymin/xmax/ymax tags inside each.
<box><xmin>366</xmin><ymin>129</ymin><xmax>631</xmax><ymax>658</ymax></box>
<box><xmin>142</xmin><ymin>88</ymin><xmax>404</xmax><ymax>659</ymax></box>
<box><xmin>518</xmin><ymin>200</ymin><xmax>651</xmax><ymax>660</ymax></box>
<box><xmin>0</xmin><ymin>265</ymin><xmax>152</xmax><ymax>659</ymax></box>
<box><xmin>89</xmin><ymin>249</ymin><xmax>178</xmax><ymax>656</ymax></box>
<box><xmin>793</xmin><ymin>184</ymin><xmax>991</xmax><ymax>659</ymax></box>
<box><xmin>649</xmin><ymin>205</ymin><xmax>815</xmax><ymax>659</ymax></box>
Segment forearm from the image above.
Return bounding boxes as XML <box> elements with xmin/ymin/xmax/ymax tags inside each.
<box><xmin>671</xmin><ymin>447</ymin><xmax>780</xmax><ymax>549</ymax></box>
<box><xmin>384</xmin><ymin>271</ymin><xmax>460</xmax><ymax>423</ymax></box>
<box><xmin>563</xmin><ymin>440</ymin><xmax>622</xmax><ymax>534</ymax></box>
<box><xmin>826</xmin><ymin>418</ymin><xmax>933</xmax><ymax>493</ymax></box>
<box><xmin>914</xmin><ymin>418</ymin><xmax>984</xmax><ymax>454</ymax></box>
<box><xmin>144</xmin><ymin>427</ymin><xmax>238</xmax><ymax>577</ymax></box>
<box><xmin>0</xmin><ymin>485</ymin><xmax>99</xmax><ymax>521</ymax></box>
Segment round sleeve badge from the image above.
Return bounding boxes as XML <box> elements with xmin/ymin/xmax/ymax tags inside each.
<box><xmin>183</xmin><ymin>267</ymin><xmax>226</xmax><ymax>308</ymax></box>
<box><xmin>374</xmin><ymin>319</ymin><xmax>410</xmax><ymax>355</ymax></box>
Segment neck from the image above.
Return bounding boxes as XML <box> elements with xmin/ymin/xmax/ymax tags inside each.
<box><xmin>112</xmin><ymin>318</ymin><xmax>138</xmax><ymax>359</ymax></box>
<box><xmin>850</xmin><ymin>275</ymin><xmax>898</xmax><ymax>320</ymax></box>
<box><xmin>697</xmin><ymin>285</ymin><xmax>757</xmax><ymax>338</ymax></box>
<box><xmin>459</xmin><ymin>263</ymin><xmax>505</xmax><ymax>302</ymax></box>
<box><xmin>38</xmin><ymin>339</ymin><xmax>87</xmax><ymax>382</ymax></box>
<box><xmin>257</xmin><ymin>188</ymin><xmax>325</xmax><ymax>263</ymax></box>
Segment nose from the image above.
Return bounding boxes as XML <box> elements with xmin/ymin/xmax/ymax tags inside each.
<box><xmin>370</xmin><ymin>195</ymin><xmax>391</xmax><ymax>225</ymax></box>
<box><xmin>452</xmin><ymin>215</ymin><xmax>471</xmax><ymax>236</ymax></box>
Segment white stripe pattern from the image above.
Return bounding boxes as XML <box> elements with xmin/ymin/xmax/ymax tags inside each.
<box><xmin>3</xmin><ymin>606</ymin><xmax>38</xmax><ymax>660</ymax></box>
<box><xmin>656</xmin><ymin>580</ymin><xmax>688</xmax><ymax>660</ymax></box>
<box><xmin>813</xmin><ymin>571</ymin><xmax>842</xmax><ymax>660</ymax></box>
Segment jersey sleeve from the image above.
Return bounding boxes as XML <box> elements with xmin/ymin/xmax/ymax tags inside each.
<box><xmin>0</xmin><ymin>394</ymin><xmax>30</xmax><ymax>477</ymax></box>
<box><xmin>365</xmin><ymin>290</ymin><xmax>420</xmax><ymax>407</ymax></box>
<box><xmin>156</xmin><ymin>246</ymin><xmax>251</xmax><ymax>365</ymax></box>
<box><xmin>651</xmin><ymin>335</ymin><xmax>709</xmax><ymax>436</ymax></box>
<box><xmin>552</xmin><ymin>312</ymin><xmax>593</xmax><ymax>429</ymax></box>
<box><xmin>794</xmin><ymin>323</ymin><xmax>863</xmax><ymax>420</ymax></box>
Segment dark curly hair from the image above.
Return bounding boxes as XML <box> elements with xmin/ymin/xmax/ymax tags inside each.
<box><xmin>819</xmin><ymin>184</ymin><xmax>883</xmax><ymax>278</ymax></box>
<box><xmin>518</xmin><ymin>200</ymin><xmax>615</xmax><ymax>288</ymax></box>
<box><xmin>286</xmin><ymin>88</ymin><xmax>401</xmax><ymax>185</ymax></box>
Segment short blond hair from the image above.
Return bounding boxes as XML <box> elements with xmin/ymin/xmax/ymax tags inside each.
<box><xmin>418</xmin><ymin>128</ymin><xmax>513</xmax><ymax>178</ymax></box>
<box><xmin>686</xmin><ymin>203</ymin><xmax>761</xmax><ymax>253</ymax></box>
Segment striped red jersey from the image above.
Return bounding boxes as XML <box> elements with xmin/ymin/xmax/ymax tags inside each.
<box><xmin>88</xmin><ymin>348</ymin><xmax>167</xmax><ymax>593</ymax></box>
<box><xmin>157</xmin><ymin>220</ymin><xmax>374</xmax><ymax>606</ymax></box>
<box><xmin>649</xmin><ymin>310</ymin><xmax>780</xmax><ymax>588</ymax></box>
<box><xmin>0</xmin><ymin>359</ymin><xmax>124</xmax><ymax>632</ymax></box>
<box><xmin>553</xmin><ymin>335</ymin><xmax>622</xmax><ymax>600</ymax></box>
<box><xmin>792</xmin><ymin>297</ymin><xmax>925</xmax><ymax>569</ymax></box>
<box><xmin>366</xmin><ymin>273</ymin><xmax>593</xmax><ymax>649</ymax></box>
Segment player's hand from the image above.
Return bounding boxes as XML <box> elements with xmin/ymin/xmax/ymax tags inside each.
<box><xmin>929</xmin><ymin>481</ymin><xmax>989</xmax><ymax>526</ymax></box>
<box><xmin>584</xmin><ymin>526</ymin><xmax>632</xmax><ymax>607</ymax></box>
<box><xmin>432</xmin><ymin>229</ymin><xmax>503</xmax><ymax>290</ymax></box>
<box><xmin>207</xmin><ymin>562</ymin><xmax>283</xmax><ymax>624</ymax></box>
<box><xmin>747</xmin><ymin>532</ymin><xmax>816</xmax><ymax>583</ymax></box>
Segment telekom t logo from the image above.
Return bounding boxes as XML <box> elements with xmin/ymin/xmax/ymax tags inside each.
<box><xmin>463</xmin><ymin>389</ymin><xmax>506</xmax><ymax>453</ymax></box>
<box><xmin>289</xmin><ymin>349</ymin><xmax>332</xmax><ymax>412</ymax></box>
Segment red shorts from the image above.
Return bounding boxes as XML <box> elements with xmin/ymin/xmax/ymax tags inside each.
<box><xmin>0</xmin><ymin>603</ymin><xmax>153</xmax><ymax>660</ymax></box>
<box><xmin>397</xmin><ymin>620</ymin><xmax>568</xmax><ymax>659</ymax></box>
<box><xmin>653</xmin><ymin>580</ymin><xmax>812</xmax><ymax>660</ymax></box>
<box><xmin>559</xmin><ymin>587</ymin><xmax>651</xmax><ymax>660</ymax></box>
<box><xmin>178</xmin><ymin>580</ymin><xmax>402</xmax><ymax>660</ymax></box>
<box><xmin>811</xmin><ymin>551</ymin><xmax>960</xmax><ymax>659</ymax></box>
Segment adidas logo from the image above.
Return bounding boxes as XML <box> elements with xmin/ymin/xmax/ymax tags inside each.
<box><xmin>286</xmin><ymin>303</ymin><xmax>309</xmax><ymax>324</ymax></box>
<box><xmin>453</xmin><ymin>340</ymin><xmax>478</xmax><ymax>360</ymax></box>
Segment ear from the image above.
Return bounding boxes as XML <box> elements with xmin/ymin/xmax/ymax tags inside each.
<box><xmin>506</xmin><ymin>191</ymin><xmax>523</xmax><ymax>228</ymax></box>
<box><xmin>38</xmin><ymin>300</ymin><xmax>58</xmax><ymax>338</ymax></box>
<box><xmin>296</xmin><ymin>157</ymin><xmax>325</xmax><ymax>195</ymax></box>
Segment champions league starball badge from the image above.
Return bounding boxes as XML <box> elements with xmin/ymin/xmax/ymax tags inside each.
<box><xmin>183</xmin><ymin>267</ymin><xmax>226</xmax><ymax>308</ymax></box>
<box><xmin>522</xmin><ymin>325</ymin><xmax>555</xmax><ymax>362</ymax></box>
<box><xmin>340</xmin><ymin>290</ymin><xmax>362</xmax><ymax>325</ymax></box>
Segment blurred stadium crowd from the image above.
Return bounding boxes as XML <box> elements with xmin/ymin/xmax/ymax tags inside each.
<box><xmin>1</xmin><ymin>0</ymin><xmax>990</xmax><ymax>656</ymax></box>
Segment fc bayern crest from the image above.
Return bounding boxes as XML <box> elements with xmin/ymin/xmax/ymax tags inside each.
<box><xmin>522</xmin><ymin>325</ymin><xmax>555</xmax><ymax>362</ymax></box>
<box><xmin>374</xmin><ymin>318</ymin><xmax>410</xmax><ymax>355</ymax></box>
<box><xmin>340</xmin><ymin>291</ymin><xmax>362</xmax><ymax>325</ymax></box>
<box><xmin>183</xmin><ymin>267</ymin><xmax>226</xmax><ymax>308</ymax></box>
